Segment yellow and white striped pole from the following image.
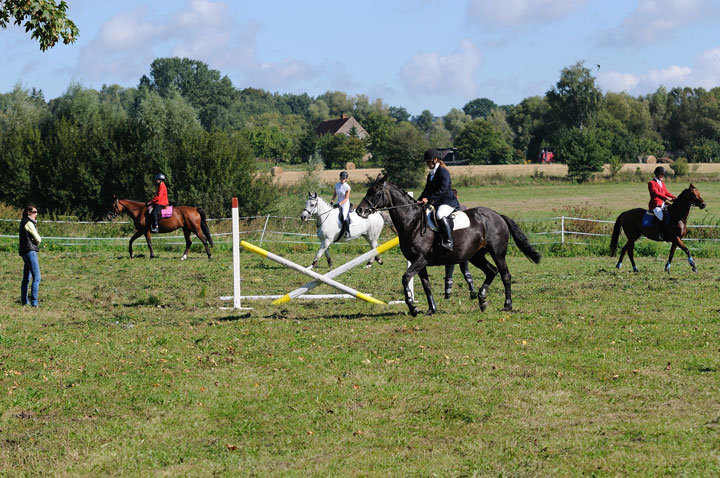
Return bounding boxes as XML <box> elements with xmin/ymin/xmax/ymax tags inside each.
<box><xmin>240</xmin><ymin>240</ymin><xmax>385</xmax><ymax>305</ymax></box>
<box><xmin>272</xmin><ymin>237</ymin><xmax>399</xmax><ymax>305</ymax></box>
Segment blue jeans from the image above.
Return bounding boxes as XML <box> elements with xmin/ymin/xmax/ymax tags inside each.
<box><xmin>21</xmin><ymin>251</ymin><xmax>41</xmax><ymax>306</ymax></box>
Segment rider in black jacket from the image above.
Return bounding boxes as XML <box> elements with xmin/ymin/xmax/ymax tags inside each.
<box><xmin>418</xmin><ymin>149</ymin><xmax>459</xmax><ymax>250</ymax></box>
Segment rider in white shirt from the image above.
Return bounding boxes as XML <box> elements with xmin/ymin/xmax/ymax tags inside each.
<box><xmin>331</xmin><ymin>171</ymin><xmax>352</xmax><ymax>240</ymax></box>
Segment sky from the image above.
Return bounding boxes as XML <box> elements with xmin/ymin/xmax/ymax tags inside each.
<box><xmin>2</xmin><ymin>0</ymin><xmax>720</xmax><ymax>116</ymax></box>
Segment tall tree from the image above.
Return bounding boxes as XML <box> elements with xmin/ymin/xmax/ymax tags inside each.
<box><xmin>0</xmin><ymin>0</ymin><xmax>78</xmax><ymax>50</ymax></box>
<box><xmin>462</xmin><ymin>97</ymin><xmax>497</xmax><ymax>119</ymax></box>
<box><xmin>142</xmin><ymin>57</ymin><xmax>236</xmax><ymax>130</ymax></box>
<box><xmin>455</xmin><ymin>119</ymin><xmax>516</xmax><ymax>164</ymax></box>
<box><xmin>379</xmin><ymin>122</ymin><xmax>428</xmax><ymax>188</ymax></box>
<box><xmin>546</xmin><ymin>61</ymin><xmax>602</xmax><ymax>130</ymax></box>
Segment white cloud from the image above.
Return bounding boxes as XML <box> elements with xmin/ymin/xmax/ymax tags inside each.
<box><xmin>399</xmin><ymin>39</ymin><xmax>482</xmax><ymax>98</ymax></box>
<box><xmin>76</xmin><ymin>0</ymin><xmax>327</xmax><ymax>89</ymax></box>
<box><xmin>596</xmin><ymin>71</ymin><xmax>640</xmax><ymax>92</ymax></box>
<box><xmin>599</xmin><ymin>0</ymin><xmax>717</xmax><ymax>46</ymax></box>
<box><xmin>466</xmin><ymin>0</ymin><xmax>587</xmax><ymax>28</ymax></box>
<box><xmin>597</xmin><ymin>46</ymin><xmax>720</xmax><ymax>95</ymax></box>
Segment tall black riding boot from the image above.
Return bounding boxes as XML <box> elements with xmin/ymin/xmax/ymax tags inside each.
<box><xmin>343</xmin><ymin>217</ymin><xmax>351</xmax><ymax>237</ymax></box>
<box><xmin>438</xmin><ymin>216</ymin><xmax>454</xmax><ymax>251</ymax></box>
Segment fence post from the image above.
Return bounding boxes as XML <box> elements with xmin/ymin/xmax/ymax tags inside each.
<box><xmin>259</xmin><ymin>214</ymin><xmax>271</xmax><ymax>246</ymax></box>
<box><xmin>561</xmin><ymin>216</ymin><xmax>565</xmax><ymax>244</ymax></box>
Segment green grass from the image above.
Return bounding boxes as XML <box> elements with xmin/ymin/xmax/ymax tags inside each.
<box><xmin>2</xmin><ymin>247</ymin><xmax>720</xmax><ymax>475</ymax></box>
<box><xmin>2</xmin><ymin>178</ymin><xmax>720</xmax><ymax>475</ymax></box>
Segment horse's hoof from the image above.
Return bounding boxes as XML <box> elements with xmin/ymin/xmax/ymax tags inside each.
<box><xmin>363</xmin><ymin>264</ymin><xmax>372</xmax><ymax>269</ymax></box>
<box><xmin>424</xmin><ymin>309</ymin><xmax>435</xmax><ymax>316</ymax></box>
<box><xmin>409</xmin><ymin>307</ymin><xmax>419</xmax><ymax>317</ymax></box>
<box><xmin>632</xmin><ymin>267</ymin><xmax>638</xmax><ymax>273</ymax></box>
<box><xmin>692</xmin><ymin>267</ymin><xmax>698</xmax><ymax>273</ymax></box>
<box><xmin>470</xmin><ymin>291</ymin><xmax>478</xmax><ymax>300</ymax></box>
<box><xmin>180</xmin><ymin>255</ymin><xmax>187</xmax><ymax>261</ymax></box>
<box><xmin>616</xmin><ymin>262</ymin><xmax>622</xmax><ymax>269</ymax></box>
<box><xmin>444</xmin><ymin>292</ymin><xmax>451</xmax><ymax>299</ymax></box>
<box><xmin>502</xmin><ymin>306</ymin><xmax>513</xmax><ymax>312</ymax></box>
<box><xmin>479</xmin><ymin>300</ymin><xmax>488</xmax><ymax>312</ymax></box>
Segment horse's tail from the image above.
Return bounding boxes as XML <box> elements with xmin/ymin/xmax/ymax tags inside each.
<box><xmin>198</xmin><ymin>207</ymin><xmax>214</xmax><ymax>247</ymax></box>
<box><xmin>501</xmin><ymin>215</ymin><xmax>541</xmax><ymax>264</ymax></box>
<box><xmin>609</xmin><ymin>214</ymin><xmax>623</xmax><ymax>257</ymax></box>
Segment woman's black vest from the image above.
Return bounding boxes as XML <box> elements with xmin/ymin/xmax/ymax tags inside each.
<box><xmin>19</xmin><ymin>217</ymin><xmax>39</xmax><ymax>256</ymax></box>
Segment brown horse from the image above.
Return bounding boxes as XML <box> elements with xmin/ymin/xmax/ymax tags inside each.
<box><xmin>108</xmin><ymin>196</ymin><xmax>213</xmax><ymax>260</ymax></box>
<box><xmin>610</xmin><ymin>184</ymin><xmax>706</xmax><ymax>272</ymax></box>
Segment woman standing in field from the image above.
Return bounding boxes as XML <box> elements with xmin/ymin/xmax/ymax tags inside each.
<box><xmin>331</xmin><ymin>171</ymin><xmax>352</xmax><ymax>240</ymax></box>
<box><xmin>19</xmin><ymin>204</ymin><xmax>41</xmax><ymax>307</ymax></box>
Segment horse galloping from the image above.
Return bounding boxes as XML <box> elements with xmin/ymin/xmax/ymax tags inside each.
<box><xmin>355</xmin><ymin>175</ymin><xmax>541</xmax><ymax>316</ymax></box>
<box><xmin>108</xmin><ymin>196</ymin><xmax>213</xmax><ymax>260</ymax></box>
<box><xmin>300</xmin><ymin>192</ymin><xmax>387</xmax><ymax>269</ymax></box>
<box><xmin>610</xmin><ymin>184</ymin><xmax>706</xmax><ymax>272</ymax></box>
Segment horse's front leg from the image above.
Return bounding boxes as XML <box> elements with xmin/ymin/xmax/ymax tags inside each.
<box><xmin>145</xmin><ymin>231</ymin><xmax>155</xmax><ymax>259</ymax></box>
<box><xmin>365</xmin><ymin>237</ymin><xmax>383</xmax><ymax>268</ymax></box>
<box><xmin>128</xmin><ymin>231</ymin><xmax>143</xmax><ymax>259</ymax></box>
<box><xmin>672</xmin><ymin>238</ymin><xmax>697</xmax><ymax>272</ymax></box>
<box><xmin>665</xmin><ymin>243</ymin><xmax>677</xmax><ymax>272</ymax></box>
<box><xmin>402</xmin><ymin>258</ymin><xmax>427</xmax><ymax>317</ymax></box>
<box><xmin>418</xmin><ymin>267</ymin><xmax>436</xmax><ymax>316</ymax></box>
<box><xmin>181</xmin><ymin>229</ymin><xmax>192</xmax><ymax>261</ymax></box>
<box><xmin>459</xmin><ymin>260</ymin><xmax>477</xmax><ymax>299</ymax></box>
<box><xmin>444</xmin><ymin>263</ymin><xmax>454</xmax><ymax>299</ymax></box>
<box><xmin>310</xmin><ymin>240</ymin><xmax>330</xmax><ymax>269</ymax></box>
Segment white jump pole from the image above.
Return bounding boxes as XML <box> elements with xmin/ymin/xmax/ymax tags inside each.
<box><xmin>240</xmin><ymin>240</ymin><xmax>386</xmax><ymax>305</ymax></box>
<box><xmin>229</xmin><ymin>197</ymin><xmax>252</xmax><ymax>310</ymax></box>
<box><xmin>272</xmin><ymin>236</ymin><xmax>399</xmax><ymax>305</ymax></box>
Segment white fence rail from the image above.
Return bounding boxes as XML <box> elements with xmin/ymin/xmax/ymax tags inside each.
<box><xmin>2</xmin><ymin>215</ymin><xmax>720</xmax><ymax>247</ymax></box>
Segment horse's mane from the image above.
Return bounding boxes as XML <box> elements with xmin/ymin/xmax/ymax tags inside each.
<box><xmin>668</xmin><ymin>187</ymin><xmax>694</xmax><ymax>212</ymax></box>
<box><xmin>383</xmin><ymin>179</ymin><xmax>417</xmax><ymax>203</ymax></box>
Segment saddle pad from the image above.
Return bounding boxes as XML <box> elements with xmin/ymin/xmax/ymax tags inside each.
<box><xmin>641</xmin><ymin>211</ymin><xmax>655</xmax><ymax>228</ymax></box>
<box><xmin>161</xmin><ymin>205</ymin><xmax>173</xmax><ymax>218</ymax></box>
<box><xmin>426</xmin><ymin>210</ymin><xmax>470</xmax><ymax>232</ymax></box>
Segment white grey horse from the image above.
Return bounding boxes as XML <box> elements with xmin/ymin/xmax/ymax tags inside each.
<box><xmin>300</xmin><ymin>192</ymin><xmax>386</xmax><ymax>269</ymax></box>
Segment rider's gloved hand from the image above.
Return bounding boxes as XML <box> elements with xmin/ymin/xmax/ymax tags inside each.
<box><xmin>334</xmin><ymin>203</ymin><xmax>340</xmax><ymax>209</ymax></box>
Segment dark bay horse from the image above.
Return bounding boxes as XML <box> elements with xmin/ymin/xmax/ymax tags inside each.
<box><xmin>355</xmin><ymin>175</ymin><xmax>541</xmax><ymax>316</ymax></box>
<box><xmin>610</xmin><ymin>184</ymin><xmax>706</xmax><ymax>272</ymax></box>
<box><xmin>108</xmin><ymin>196</ymin><xmax>213</xmax><ymax>260</ymax></box>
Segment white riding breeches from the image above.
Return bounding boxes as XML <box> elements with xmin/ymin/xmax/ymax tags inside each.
<box><xmin>652</xmin><ymin>206</ymin><xmax>664</xmax><ymax>221</ymax></box>
<box><xmin>339</xmin><ymin>202</ymin><xmax>350</xmax><ymax>223</ymax></box>
<box><xmin>436</xmin><ymin>204</ymin><xmax>455</xmax><ymax>220</ymax></box>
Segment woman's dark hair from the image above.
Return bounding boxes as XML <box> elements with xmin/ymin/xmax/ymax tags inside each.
<box><xmin>23</xmin><ymin>204</ymin><xmax>37</xmax><ymax>218</ymax></box>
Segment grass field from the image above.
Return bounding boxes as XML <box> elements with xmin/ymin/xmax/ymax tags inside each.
<box><xmin>2</xmin><ymin>178</ymin><xmax>720</xmax><ymax>475</ymax></box>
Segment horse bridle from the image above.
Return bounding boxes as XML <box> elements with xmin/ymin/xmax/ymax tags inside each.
<box><xmin>363</xmin><ymin>182</ymin><xmax>421</xmax><ymax>214</ymax></box>
<box><xmin>109</xmin><ymin>198</ymin><xmax>145</xmax><ymax>219</ymax></box>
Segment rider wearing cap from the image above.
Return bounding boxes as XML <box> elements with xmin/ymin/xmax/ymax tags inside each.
<box><xmin>648</xmin><ymin>166</ymin><xmax>676</xmax><ymax>239</ymax></box>
<box><xmin>331</xmin><ymin>171</ymin><xmax>352</xmax><ymax>239</ymax></box>
<box><xmin>148</xmin><ymin>173</ymin><xmax>169</xmax><ymax>233</ymax></box>
<box><xmin>418</xmin><ymin>149</ymin><xmax>460</xmax><ymax>251</ymax></box>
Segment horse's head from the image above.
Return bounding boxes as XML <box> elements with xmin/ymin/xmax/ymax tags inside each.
<box><xmin>356</xmin><ymin>174</ymin><xmax>391</xmax><ymax>218</ymax></box>
<box><xmin>300</xmin><ymin>192</ymin><xmax>319</xmax><ymax>221</ymax></box>
<box><xmin>107</xmin><ymin>195</ymin><xmax>124</xmax><ymax>220</ymax></box>
<box><xmin>688</xmin><ymin>183</ymin><xmax>706</xmax><ymax>209</ymax></box>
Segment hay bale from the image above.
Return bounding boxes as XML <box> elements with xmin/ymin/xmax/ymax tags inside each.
<box><xmin>345</xmin><ymin>162</ymin><xmax>356</xmax><ymax>170</ymax></box>
<box><xmin>658</xmin><ymin>157</ymin><xmax>673</xmax><ymax>164</ymax></box>
<box><xmin>645</xmin><ymin>155</ymin><xmax>656</xmax><ymax>164</ymax></box>
<box><xmin>270</xmin><ymin>166</ymin><xmax>283</xmax><ymax>176</ymax></box>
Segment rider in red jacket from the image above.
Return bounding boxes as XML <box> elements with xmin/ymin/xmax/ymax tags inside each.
<box><xmin>648</xmin><ymin>166</ymin><xmax>675</xmax><ymax>239</ymax></box>
<box><xmin>148</xmin><ymin>173</ymin><xmax>169</xmax><ymax>233</ymax></box>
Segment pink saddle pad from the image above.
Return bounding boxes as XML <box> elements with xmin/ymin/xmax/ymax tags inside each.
<box><xmin>161</xmin><ymin>206</ymin><xmax>173</xmax><ymax>218</ymax></box>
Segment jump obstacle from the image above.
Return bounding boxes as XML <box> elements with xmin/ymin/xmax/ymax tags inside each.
<box><xmin>221</xmin><ymin>197</ymin><xmax>411</xmax><ymax>309</ymax></box>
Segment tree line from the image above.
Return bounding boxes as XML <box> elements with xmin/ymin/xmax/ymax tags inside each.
<box><xmin>2</xmin><ymin>58</ymin><xmax>720</xmax><ymax>217</ymax></box>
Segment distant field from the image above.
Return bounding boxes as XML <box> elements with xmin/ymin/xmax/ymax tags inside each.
<box><xmin>271</xmin><ymin>162</ymin><xmax>720</xmax><ymax>187</ymax></box>
<box><xmin>2</xmin><ymin>178</ymin><xmax>720</xmax><ymax>475</ymax></box>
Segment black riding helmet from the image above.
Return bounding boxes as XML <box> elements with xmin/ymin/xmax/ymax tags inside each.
<box><xmin>154</xmin><ymin>173</ymin><xmax>166</xmax><ymax>182</ymax></box>
<box><xmin>339</xmin><ymin>171</ymin><xmax>348</xmax><ymax>180</ymax></box>
<box><xmin>654</xmin><ymin>166</ymin><xmax>666</xmax><ymax>178</ymax></box>
<box><xmin>423</xmin><ymin>149</ymin><xmax>441</xmax><ymax>162</ymax></box>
